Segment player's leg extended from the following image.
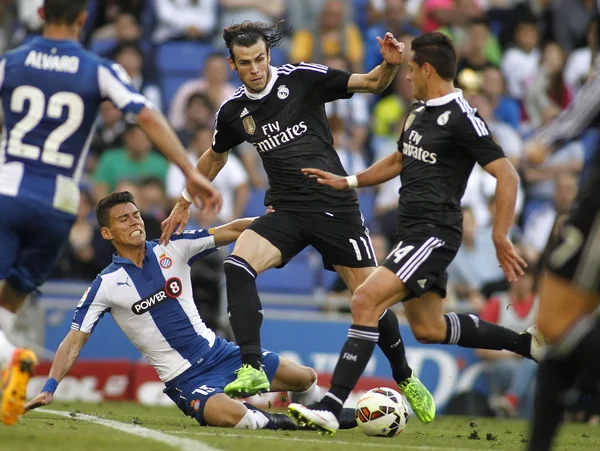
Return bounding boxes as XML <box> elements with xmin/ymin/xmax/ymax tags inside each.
<box><xmin>289</xmin><ymin>266</ymin><xmax>408</xmax><ymax>434</ymax></box>
<box><xmin>528</xmin><ymin>273</ymin><xmax>599</xmax><ymax>451</ymax></box>
<box><xmin>223</xmin><ymin>229</ymin><xmax>284</xmax><ymax>397</ymax></box>
<box><xmin>270</xmin><ymin>355</ymin><xmax>319</xmax><ymax>403</ymax></box>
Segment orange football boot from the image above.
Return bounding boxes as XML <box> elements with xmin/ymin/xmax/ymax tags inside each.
<box><xmin>1</xmin><ymin>348</ymin><xmax>38</xmax><ymax>425</ymax></box>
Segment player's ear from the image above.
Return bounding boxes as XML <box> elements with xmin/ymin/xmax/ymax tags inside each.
<box><xmin>77</xmin><ymin>11</ymin><xmax>89</xmax><ymax>29</ymax></box>
<box><xmin>37</xmin><ymin>6</ymin><xmax>45</xmax><ymax>21</ymax></box>
<box><xmin>267</xmin><ymin>48</ymin><xmax>271</xmax><ymax>65</ymax></box>
<box><xmin>227</xmin><ymin>56</ymin><xmax>236</xmax><ymax>71</ymax></box>
<box><xmin>100</xmin><ymin>227</ymin><xmax>113</xmax><ymax>241</ymax></box>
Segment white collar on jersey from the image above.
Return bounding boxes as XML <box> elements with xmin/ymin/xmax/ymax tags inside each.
<box><xmin>425</xmin><ymin>89</ymin><xmax>463</xmax><ymax>107</ymax></box>
<box><xmin>243</xmin><ymin>66</ymin><xmax>279</xmax><ymax>100</ymax></box>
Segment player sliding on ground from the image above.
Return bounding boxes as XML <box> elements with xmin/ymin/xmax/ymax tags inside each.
<box><xmin>25</xmin><ymin>192</ymin><xmax>348</xmax><ymax>430</ymax></box>
<box><xmin>160</xmin><ymin>20</ymin><xmax>436</xmax><ymax>424</ymax></box>
<box><xmin>288</xmin><ymin>32</ymin><xmax>544</xmax><ymax>435</ymax></box>
<box><xmin>0</xmin><ymin>0</ymin><xmax>220</xmax><ymax>426</ymax></box>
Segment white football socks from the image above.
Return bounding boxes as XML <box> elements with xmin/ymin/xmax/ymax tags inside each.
<box><xmin>0</xmin><ymin>328</ymin><xmax>16</xmax><ymax>370</ymax></box>
<box><xmin>289</xmin><ymin>379</ymin><xmax>321</xmax><ymax>405</ymax></box>
<box><xmin>0</xmin><ymin>306</ymin><xmax>16</xmax><ymax>333</ymax></box>
<box><xmin>234</xmin><ymin>408</ymin><xmax>270</xmax><ymax>429</ymax></box>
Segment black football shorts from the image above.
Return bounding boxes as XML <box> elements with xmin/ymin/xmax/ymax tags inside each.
<box><xmin>248</xmin><ymin>209</ymin><xmax>377</xmax><ymax>270</ymax></box>
<box><xmin>382</xmin><ymin>224</ymin><xmax>461</xmax><ymax>300</ymax></box>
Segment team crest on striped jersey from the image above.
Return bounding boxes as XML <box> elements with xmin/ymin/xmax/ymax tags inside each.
<box><xmin>242</xmin><ymin>116</ymin><xmax>256</xmax><ymax>135</ymax></box>
<box><xmin>437</xmin><ymin>110</ymin><xmax>451</xmax><ymax>126</ymax></box>
<box><xmin>159</xmin><ymin>254</ymin><xmax>172</xmax><ymax>269</ymax></box>
<box><xmin>404</xmin><ymin>113</ymin><xmax>416</xmax><ymax>131</ymax></box>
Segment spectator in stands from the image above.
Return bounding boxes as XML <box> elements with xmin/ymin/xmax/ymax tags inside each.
<box><xmin>166</xmin><ymin>126</ymin><xmax>249</xmax><ymax>226</ymax></box>
<box><xmin>419</xmin><ymin>0</ymin><xmax>455</xmax><ymax>34</ymax></box>
<box><xmin>113</xmin><ymin>42</ymin><xmax>162</xmax><ymax>111</ymax></box>
<box><xmin>168</xmin><ymin>53</ymin><xmax>237</xmax><ymax>130</ymax></box>
<box><xmin>86</xmin><ymin>0</ymin><xmax>145</xmax><ymax>40</ymax></box>
<box><xmin>290</xmin><ymin>0</ymin><xmax>364</xmax><ymax>72</ymax></box>
<box><xmin>477</xmin><ymin>257</ymin><xmax>538</xmax><ymax>419</ymax></box>
<box><xmin>522</xmin><ymin>172</ymin><xmax>578</xmax><ymax>265</ymax></box>
<box><xmin>456</xmin><ymin>19</ymin><xmax>500</xmax><ymax>77</ymax></box>
<box><xmin>524</xmin><ymin>41</ymin><xmax>571</xmax><ymax>129</ymax></box>
<box><xmin>91</xmin><ymin>101</ymin><xmax>126</xmax><ymax>156</ymax></box>
<box><xmin>364</xmin><ymin>0</ymin><xmax>420</xmax><ymax>71</ymax></box>
<box><xmin>564</xmin><ymin>20</ymin><xmax>598</xmax><ymax>94</ymax></box>
<box><xmin>329</xmin><ymin>116</ymin><xmax>368</xmax><ymax>176</ymax></box>
<box><xmin>447</xmin><ymin>206</ymin><xmax>506</xmax><ymax>311</ymax></box>
<box><xmin>550</xmin><ymin>0</ymin><xmax>595</xmax><ymax>53</ymax></box>
<box><xmin>501</xmin><ymin>17</ymin><xmax>541</xmax><ymax>100</ymax></box>
<box><xmin>176</xmin><ymin>93</ymin><xmax>215</xmax><ymax>148</ymax></box>
<box><xmin>153</xmin><ymin>0</ymin><xmax>218</xmax><ymax>43</ymax></box>
<box><xmin>93</xmin><ymin>125</ymin><xmax>169</xmax><ymax>201</ymax></box>
<box><xmin>286</xmin><ymin>0</ymin><xmax>353</xmax><ymax>35</ymax></box>
<box><xmin>480</xmin><ymin>67</ymin><xmax>521</xmax><ymax>130</ymax></box>
<box><xmin>16</xmin><ymin>0</ymin><xmax>43</xmax><ymax>42</ymax></box>
<box><xmin>137</xmin><ymin>177</ymin><xmax>169</xmax><ymax>240</ymax></box>
<box><xmin>323</xmin><ymin>55</ymin><xmax>370</xmax><ymax>153</ymax></box>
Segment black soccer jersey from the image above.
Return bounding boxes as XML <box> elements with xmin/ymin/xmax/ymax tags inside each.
<box><xmin>212</xmin><ymin>63</ymin><xmax>359</xmax><ymax>212</ymax></box>
<box><xmin>397</xmin><ymin>90</ymin><xmax>505</xmax><ymax>231</ymax></box>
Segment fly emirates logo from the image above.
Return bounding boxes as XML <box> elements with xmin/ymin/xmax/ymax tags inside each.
<box><xmin>253</xmin><ymin>120</ymin><xmax>308</xmax><ymax>153</ymax></box>
<box><xmin>402</xmin><ymin>130</ymin><xmax>437</xmax><ymax>164</ymax></box>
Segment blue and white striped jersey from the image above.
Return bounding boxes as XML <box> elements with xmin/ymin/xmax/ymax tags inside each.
<box><xmin>0</xmin><ymin>37</ymin><xmax>150</xmax><ymax>215</ymax></box>
<box><xmin>71</xmin><ymin>230</ymin><xmax>222</xmax><ymax>383</ymax></box>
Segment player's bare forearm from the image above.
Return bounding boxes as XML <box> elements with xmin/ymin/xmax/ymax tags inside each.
<box><xmin>197</xmin><ymin>148</ymin><xmax>229</xmax><ymax>181</ymax></box>
<box><xmin>348</xmin><ymin>61</ymin><xmax>399</xmax><ymax>94</ymax></box>
<box><xmin>357</xmin><ymin>151</ymin><xmax>403</xmax><ymax>187</ymax></box>
<box><xmin>484</xmin><ymin>158</ymin><xmax>519</xmax><ymax>239</ymax></box>
<box><xmin>213</xmin><ymin>217</ymin><xmax>256</xmax><ymax>246</ymax></box>
<box><xmin>48</xmin><ymin>330</ymin><xmax>89</xmax><ymax>383</ymax></box>
<box><xmin>137</xmin><ymin>107</ymin><xmax>196</xmax><ymax>179</ymax></box>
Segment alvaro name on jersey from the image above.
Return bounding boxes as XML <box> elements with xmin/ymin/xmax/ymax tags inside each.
<box><xmin>211</xmin><ymin>63</ymin><xmax>360</xmax><ymax>213</ymax></box>
<box><xmin>397</xmin><ymin>90</ymin><xmax>505</xmax><ymax>230</ymax></box>
<box><xmin>0</xmin><ymin>37</ymin><xmax>151</xmax><ymax>216</ymax></box>
<box><xmin>71</xmin><ymin>230</ymin><xmax>225</xmax><ymax>383</ymax></box>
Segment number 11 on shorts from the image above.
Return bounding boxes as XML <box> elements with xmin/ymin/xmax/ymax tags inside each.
<box><xmin>349</xmin><ymin>238</ymin><xmax>373</xmax><ymax>261</ymax></box>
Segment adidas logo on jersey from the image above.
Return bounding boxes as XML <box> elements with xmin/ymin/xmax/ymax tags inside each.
<box><xmin>240</xmin><ymin>108</ymin><xmax>249</xmax><ymax>118</ymax></box>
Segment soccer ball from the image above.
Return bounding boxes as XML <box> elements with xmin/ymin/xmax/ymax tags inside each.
<box><xmin>355</xmin><ymin>387</ymin><xmax>409</xmax><ymax>438</ymax></box>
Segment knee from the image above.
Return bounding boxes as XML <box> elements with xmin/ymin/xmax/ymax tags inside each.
<box><xmin>305</xmin><ymin>367</ymin><xmax>318</xmax><ymax>389</ymax></box>
<box><xmin>410</xmin><ymin>320</ymin><xmax>445</xmax><ymax>344</ymax></box>
<box><xmin>350</xmin><ymin>286</ymin><xmax>383</xmax><ymax>324</ymax></box>
<box><xmin>537</xmin><ymin>314</ymin><xmax>571</xmax><ymax>344</ymax></box>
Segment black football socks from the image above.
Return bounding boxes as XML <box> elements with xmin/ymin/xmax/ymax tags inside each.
<box><xmin>224</xmin><ymin>256</ymin><xmax>263</xmax><ymax>370</ymax></box>
<box><xmin>377</xmin><ymin>309</ymin><xmax>412</xmax><ymax>383</ymax></box>
<box><xmin>321</xmin><ymin>325</ymin><xmax>379</xmax><ymax>417</ymax></box>
<box><xmin>443</xmin><ymin>312</ymin><xmax>532</xmax><ymax>357</ymax></box>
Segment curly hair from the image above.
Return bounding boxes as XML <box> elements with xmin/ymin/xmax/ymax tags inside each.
<box><xmin>223</xmin><ymin>20</ymin><xmax>291</xmax><ymax>61</ymax></box>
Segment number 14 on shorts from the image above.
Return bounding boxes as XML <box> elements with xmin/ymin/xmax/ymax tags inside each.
<box><xmin>388</xmin><ymin>242</ymin><xmax>415</xmax><ymax>263</ymax></box>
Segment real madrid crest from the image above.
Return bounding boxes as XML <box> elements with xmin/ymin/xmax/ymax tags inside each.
<box><xmin>404</xmin><ymin>113</ymin><xmax>415</xmax><ymax>131</ymax></box>
<box><xmin>277</xmin><ymin>85</ymin><xmax>289</xmax><ymax>99</ymax></box>
<box><xmin>242</xmin><ymin>116</ymin><xmax>256</xmax><ymax>135</ymax></box>
<box><xmin>437</xmin><ymin>110</ymin><xmax>451</xmax><ymax>126</ymax></box>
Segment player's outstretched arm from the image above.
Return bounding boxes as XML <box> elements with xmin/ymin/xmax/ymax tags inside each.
<box><xmin>24</xmin><ymin>330</ymin><xmax>90</xmax><ymax>412</ymax></box>
<box><xmin>483</xmin><ymin>158</ymin><xmax>528</xmax><ymax>282</ymax></box>
<box><xmin>347</xmin><ymin>32</ymin><xmax>403</xmax><ymax>94</ymax></box>
<box><xmin>303</xmin><ymin>151</ymin><xmax>403</xmax><ymax>189</ymax></box>
<box><xmin>212</xmin><ymin>217</ymin><xmax>257</xmax><ymax>247</ymax></box>
<box><xmin>137</xmin><ymin>107</ymin><xmax>222</xmax><ymax>214</ymax></box>
<box><xmin>160</xmin><ymin>148</ymin><xmax>230</xmax><ymax>245</ymax></box>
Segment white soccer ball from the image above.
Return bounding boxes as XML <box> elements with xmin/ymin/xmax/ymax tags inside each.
<box><xmin>355</xmin><ymin>387</ymin><xmax>409</xmax><ymax>438</ymax></box>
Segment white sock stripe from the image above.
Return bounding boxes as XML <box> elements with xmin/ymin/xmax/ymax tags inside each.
<box><xmin>348</xmin><ymin>329</ymin><xmax>380</xmax><ymax>338</ymax></box>
<box><xmin>347</xmin><ymin>331</ymin><xmax>380</xmax><ymax>342</ymax></box>
<box><xmin>396</xmin><ymin>237</ymin><xmax>437</xmax><ymax>278</ymax></box>
<box><xmin>224</xmin><ymin>259</ymin><xmax>256</xmax><ymax>279</ymax></box>
<box><xmin>324</xmin><ymin>392</ymin><xmax>344</xmax><ymax>406</ymax></box>
<box><xmin>447</xmin><ymin>312</ymin><xmax>460</xmax><ymax>344</ymax></box>
<box><xmin>402</xmin><ymin>240</ymin><xmax>445</xmax><ymax>282</ymax></box>
<box><xmin>398</xmin><ymin>237</ymin><xmax>441</xmax><ymax>280</ymax></box>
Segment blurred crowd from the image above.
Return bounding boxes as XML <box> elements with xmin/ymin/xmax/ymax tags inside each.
<box><xmin>2</xmin><ymin>0</ymin><xmax>598</xmax><ymax>421</ymax></box>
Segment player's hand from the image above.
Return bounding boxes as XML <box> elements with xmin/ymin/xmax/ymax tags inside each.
<box><xmin>24</xmin><ymin>392</ymin><xmax>53</xmax><ymax>412</ymax></box>
<box><xmin>160</xmin><ymin>198</ymin><xmax>192</xmax><ymax>245</ymax></box>
<box><xmin>523</xmin><ymin>140</ymin><xmax>549</xmax><ymax>165</ymax></box>
<box><xmin>302</xmin><ymin>168</ymin><xmax>349</xmax><ymax>190</ymax></box>
<box><xmin>266</xmin><ymin>205</ymin><xmax>275</xmax><ymax>214</ymax></box>
<box><xmin>493</xmin><ymin>235</ymin><xmax>527</xmax><ymax>282</ymax></box>
<box><xmin>377</xmin><ymin>32</ymin><xmax>404</xmax><ymax>67</ymax></box>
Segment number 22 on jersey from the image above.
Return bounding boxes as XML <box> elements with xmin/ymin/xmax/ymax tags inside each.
<box><xmin>7</xmin><ymin>85</ymin><xmax>83</xmax><ymax>169</ymax></box>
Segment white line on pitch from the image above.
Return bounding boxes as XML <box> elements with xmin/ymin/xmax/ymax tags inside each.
<box><xmin>175</xmin><ymin>430</ymin><xmax>473</xmax><ymax>450</ymax></box>
<box><xmin>39</xmin><ymin>409</ymin><xmax>220</xmax><ymax>451</ymax></box>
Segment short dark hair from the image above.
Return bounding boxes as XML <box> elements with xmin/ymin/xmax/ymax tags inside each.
<box><xmin>411</xmin><ymin>32</ymin><xmax>457</xmax><ymax>81</ymax></box>
<box><xmin>95</xmin><ymin>191</ymin><xmax>137</xmax><ymax>228</ymax></box>
<box><xmin>186</xmin><ymin>92</ymin><xmax>214</xmax><ymax>112</ymax></box>
<box><xmin>223</xmin><ymin>20</ymin><xmax>290</xmax><ymax>61</ymax></box>
<box><xmin>112</xmin><ymin>41</ymin><xmax>142</xmax><ymax>61</ymax></box>
<box><xmin>44</xmin><ymin>0</ymin><xmax>88</xmax><ymax>25</ymax></box>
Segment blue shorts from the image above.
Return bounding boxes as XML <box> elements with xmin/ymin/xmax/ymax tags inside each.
<box><xmin>164</xmin><ymin>340</ymin><xmax>280</xmax><ymax>425</ymax></box>
<box><xmin>0</xmin><ymin>195</ymin><xmax>74</xmax><ymax>293</ymax></box>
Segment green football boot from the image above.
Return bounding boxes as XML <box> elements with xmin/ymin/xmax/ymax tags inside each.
<box><xmin>224</xmin><ymin>364</ymin><xmax>270</xmax><ymax>398</ymax></box>
<box><xmin>398</xmin><ymin>372</ymin><xmax>436</xmax><ymax>423</ymax></box>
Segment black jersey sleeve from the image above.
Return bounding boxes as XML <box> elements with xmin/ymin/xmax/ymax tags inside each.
<box><xmin>211</xmin><ymin>107</ymin><xmax>245</xmax><ymax>154</ymax></box>
<box><xmin>454</xmin><ymin>109</ymin><xmax>505</xmax><ymax>167</ymax></box>
<box><xmin>298</xmin><ymin>62</ymin><xmax>354</xmax><ymax>103</ymax></box>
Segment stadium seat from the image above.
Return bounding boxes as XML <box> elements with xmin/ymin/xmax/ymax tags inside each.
<box><xmin>89</xmin><ymin>38</ymin><xmax>117</xmax><ymax>57</ymax></box>
<box><xmin>256</xmin><ymin>252</ymin><xmax>317</xmax><ymax>295</ymax></box>
<box><xmin>161</xmin><ymin>74</ymin><xmax>194</xmax><ymax>111</ymax></box>
<box><xmin>243</xmin><ymin>188</ymin><xmax>267</xmax><ymax>217</ymax></box>
<box><xmin>156</xmin><ymin>41</ymin><xmax>214</xmax><ymax>76</ymax></box>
